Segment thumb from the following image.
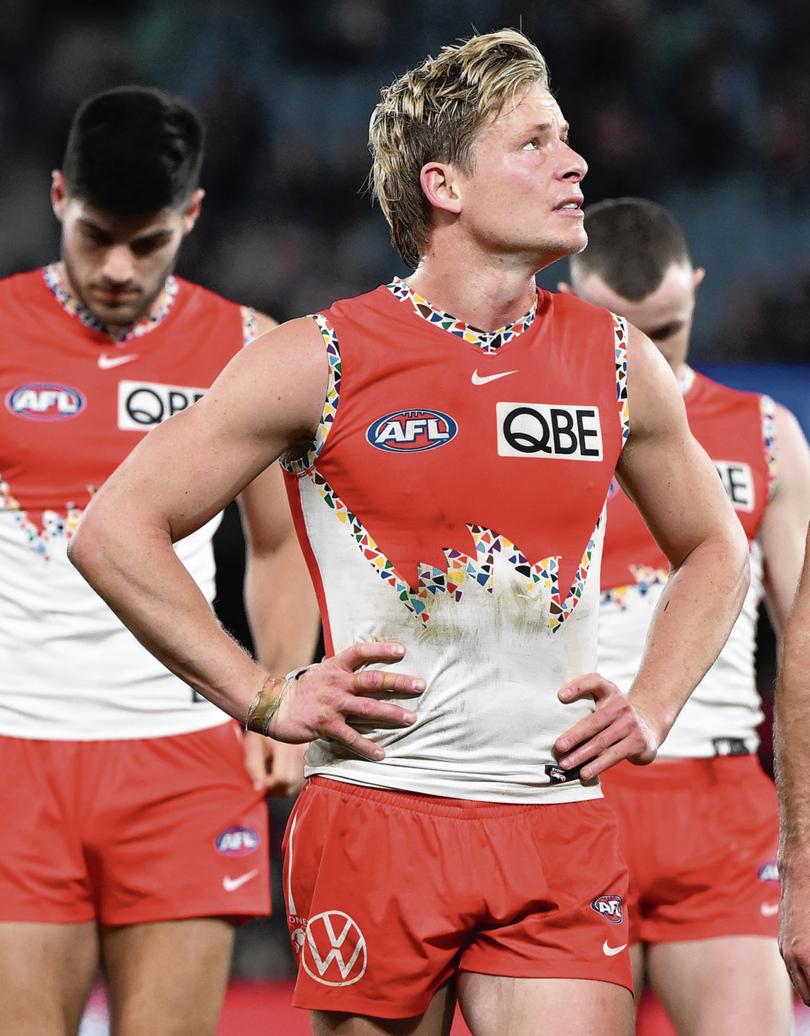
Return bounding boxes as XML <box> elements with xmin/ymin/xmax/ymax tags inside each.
<box><xmin>558</xmin><ymin>672</ymin><xmax>614</xmax><ymax>704</ymax></box>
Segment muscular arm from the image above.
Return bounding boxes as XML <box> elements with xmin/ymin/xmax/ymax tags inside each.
<box><xmin>69</xmin><ymin>316</ymin><xmax>423</xmax><ymax>758</ymax></box>
<box><xmin>556</xmin><ymin>325</ymin><xmax>750</xmax><ymax>776</ymax></box>
<box><xmin>775</xmin><ymin>524</ymin><xmax>810</xmax><ymax>1002</ymax></box>
<box><xmin>69</xmin><ymin>317</ymin><xmax>325</xmax><ymax>716</ymax></box>
<box><xmin>760</xmin><ymin>404</ymin><xmax>810</xmax><ymax>634</ymax></box>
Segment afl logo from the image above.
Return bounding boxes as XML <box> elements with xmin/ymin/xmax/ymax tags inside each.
<box><xmin>591</xmin><ymin>894</ymin><xmax>624</xmax><ymax>924</ymax></box>
<box><xmin>215</xmin><ymin>826</ymin><xmax>259</xmax><ymax>857</ymax></box>
<box><xmin>367</xmin><ymin>408</ymin><xmax>458</xmax><ymax>453</ymax></box>
<box><xmin>6</xmin><ymin>382</ymin><xmax>85</xmax><ymax>421</ymax></box>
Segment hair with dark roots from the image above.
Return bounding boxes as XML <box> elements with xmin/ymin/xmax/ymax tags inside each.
<box><xmin>571</xmin><ymin>198</ymin><xmax>692</xmax><ymax>301</ymax></box>
<box><xmin>370</xmin><ymin>29</ymin><xmax>549</xmax><ymax>269</ymax></box>
<box><xmin>62</xmin><ymin>86</ymin><xmax>205</xmax><ymax>215</ymax></box>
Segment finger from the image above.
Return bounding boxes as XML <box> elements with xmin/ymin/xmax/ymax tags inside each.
<box><xmin>555</xmin><ymin>708</ymin><xmax>617</xmax><ymax>761</ymax></box>
<box><xmin>352</xmin><ymin>669</ymin><xmax>425</xmax><ymax>696</ymax></box>
<box><xmin>336</xmin><ymin>640</ymin><xmax>406</xmax><ymax>670</ymax></box>
<box><xmin>577</xmin><ymin>737</ymin><xmax>642</xmax><ymax>781</ymax></box>
<box><xmin>787</xmin><ymin>959</ymin><xmax>810</xmax><ymax>1006</ymax></box>
<box><xmin>558</xmin><ymin>673</ymin><xmax>619</xmax><ymax>704</ymax></box>
<box><xmin>326</xmin><ymin>721</ymin><xmax>386</xmax><ymax>761</ymax></box>
<box><xmin>243</xmin><ymin>735</ymin><xmax>272</xmax><ymax>790</ymax></box>
<box><xmin>343</xmin><ymin>694</ymin><xmax>418</xmax><ymax>727</ymax></box>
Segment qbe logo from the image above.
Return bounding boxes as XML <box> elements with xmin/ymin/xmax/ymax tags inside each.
<box><xmin>6</xmin><ymin>382</ymin><xmax>85</xmax><ymax>421</ymax></box>
<box><xmin>497</xmin><ymin>403</ymin><xmax>602</xmax><ymax>460</ymax></box>
<box><xmin>366</xmin><ymin>408</ymin><xmax>458</xmax><ymax>453</ymax></box>
<box><xmin>117</xmin><ymin>380</ymin><xmax>205</xmax><ymax>431</ymax></box>
<box><xmin>591</xmin><ymin>894</ymin><xmax>624</xmax><ymax>924</ymax></box>
<box><xmin>715</xmin><ymin>461</ymin><xmax>755</xmax><ymax>513</ymax></box>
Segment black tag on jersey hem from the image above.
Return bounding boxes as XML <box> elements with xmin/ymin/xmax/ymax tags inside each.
<box><xmin>544</xmin><ymin>763</ymin><xmax>583</xmax><ymax>784</ymax></box>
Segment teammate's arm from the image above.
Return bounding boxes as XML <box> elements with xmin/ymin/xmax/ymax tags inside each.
<box><xmin>776</xmin><ymin>524</ymin><xmax>810</xmax><ymax>1003</ymax></box>
<box><xmin>238</xmin><ymin>462</ymin><xmax>320</xmax><ymax>794</ymax></box>
<box><xmin>555</xmin><ymin>324</ymin><xmax>750</xmax><ymax>777</ymax></box>
<box><xmin>760</xmin><ymin>404</ymin><xmax>810</xmax><ymax>633</ymax></box>
<box><xmin>68</xmin><ymin>318</ymin><xmax>424</xmax><ymax>759</ymax></box>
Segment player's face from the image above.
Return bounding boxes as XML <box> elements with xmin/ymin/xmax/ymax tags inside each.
<box><xmin>572</xmin><ymin>262</ymin><xmax>704</xmax><ymax>370</ymax></box>
<box><xmin>455</xmin><ymin>84</ymin><xmax>587</xmax><ymax>269</ymax></box>
<box><xmin>51</xmin><ymin>173</ymin><xmax>201</xmax><ymax>328</ymax></box>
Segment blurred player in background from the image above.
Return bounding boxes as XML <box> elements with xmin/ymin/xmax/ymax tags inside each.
<box><xmin>777</xmin><ymin>524</ymin><xmax>810</xmax><ymax>1005</ymax></box>
<box><xmin>69</xmin><ymin>33</ymin><xmax>750</xmax><ymax>1036</ymax></box>
<box><xmin>563</xmin><ymin>197</ymin><xmax>810</xmax><ymax>1034</ymax></box>
<box><xmin>0</xmin><ymin>87</ymin><xmax>318</xmax><ymax>1036</ymax></box>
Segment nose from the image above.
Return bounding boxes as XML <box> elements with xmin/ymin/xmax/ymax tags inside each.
<box><xmin>558</xmin><ymin>142</ymin><xmax>588</xmax><ymax>183</ymax></box>
<box><xmin>100</xmin><ymin>244</ymin><xmax>135</xmax><ymax>285</ymax></box>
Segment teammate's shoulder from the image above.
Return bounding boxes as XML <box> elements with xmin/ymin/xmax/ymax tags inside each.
<box><xmin>0</xmin><ymin>267</ymin><xmax>47</xmax><ymax>298</ymax></box>
<box><xmin>690</xmin><ymin>369</ymin><xmax>765</xmax><ymax>407</ymax></box>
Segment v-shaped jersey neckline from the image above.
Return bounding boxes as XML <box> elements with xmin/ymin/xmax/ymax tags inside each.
<box><xmin>385</xmin><ymin>275</ymin><xmax>539</xmax><ymax>356</ymax></box>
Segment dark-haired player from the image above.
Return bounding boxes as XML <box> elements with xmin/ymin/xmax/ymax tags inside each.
<box><xmin>0</xmin><ymin>87</ymin><xmax>318</xmax><ymax>1035</ymax></box>
<box><xmin>562</xmin><ymin>198</ymin><xmax>810</xmax><ymax>1034</ymax></box>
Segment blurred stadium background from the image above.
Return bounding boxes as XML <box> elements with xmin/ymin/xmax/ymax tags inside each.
<box><xmin>6</xmin><ymin>1</ymin><xmax>808</xmax><ymax>1032</ymax></box>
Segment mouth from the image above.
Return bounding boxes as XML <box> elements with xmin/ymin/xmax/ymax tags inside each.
<box><xmin>553</xmin><ymin>197</ymin><xmax>584</xmax><ymax>215</ymax></box>
<box><xmin>92</xmin><ymin>286</ymin><xmax>139</xmax><ymax>304</ymax></box>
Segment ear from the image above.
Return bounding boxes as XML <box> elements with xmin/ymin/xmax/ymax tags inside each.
<box><xmin>182</xmin><ymin>188</ymin><xmax>205</xmax><ymax>234</ymax></box>
<box><xmin>556</xmin><ymin>281</ymin><xmax>572</xmax><ymax>294</ymax></box>
<box><xmin>51</xmin><ymin>170</ymin><xmax>67</xmax><ymax>221</ymax></box>
<box><xmin>693</xmin><ymin>266</ymin><xmax>706</xmax><ymax>294</ymax></box>
<box><xmin>419</xmin><ymin>162</ymin><xmax>463</xmax><ymax>216</ymax></box>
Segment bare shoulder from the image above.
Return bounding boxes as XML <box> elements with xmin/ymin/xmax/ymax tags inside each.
<box><xmin>623</xmin><ymin>322</ymin><xmax>686</xmax><ymax>444</ymax></box>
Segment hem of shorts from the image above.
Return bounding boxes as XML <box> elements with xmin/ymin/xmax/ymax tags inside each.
<box><xmin>458</xmin><ymin>962</ymin><xmax>633</xmax><ymax>995</ymax></box>
<box><xmin>638</xmin><ymin>923</ymin><xmax>778</xmax><ymax>944</ymax></box>
<box><xmin>292</xmin><ymin>991</ymin><xmax>441</xmax><ymax>1019</ymax></box>
<box><xmin>305</xmin><ymin>767</ymin><xmax>604</xmax><ymax>805</ymax></box>
<box><xmin>0</xmin><ymin>714</ymin><xmax>231</xmax><ymax>742</ymax></box>
<box><xmin>0</xmin><ymin>907</ymin><xmax>96</xmax><ymax>925</ymax></box>
<box><xmin>99</xmin><ymin>899</ymin><xmax>271</xmax><ymax>927</ymax></box>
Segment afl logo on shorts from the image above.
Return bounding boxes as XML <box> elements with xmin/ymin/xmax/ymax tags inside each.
<box><xmin>758</xmin><ymin>860</ymin><xmax>779</xmax><ymax>883</ymax></box>
<box><xmin>215</xmin><ymin>825</ymin><xmax>259</xmax><ymax>857</ymax></box>
<box><xmin>367</xmin><ymin>408</ymin><xmax>458</xmax><ymax>453</ymax></box>
<box><xmin>302</xmin><ymin>911</ymin><xmax>368</xmax><ymax>987</ymax></box>
<box><xmin>591</xmin><ymin>894</ymin><xmax>624</xmax><ymax>924</ymax></box>
<box><xmin>6</xmin><ymin>383</ymin><xmax>85</xmax><ymax>421</ymax></box>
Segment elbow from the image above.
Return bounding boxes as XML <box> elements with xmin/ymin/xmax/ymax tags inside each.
<box><xmin>67</xmin><ymin>509</ymin><xmax>105</xmax><ymax>582</ymax></box>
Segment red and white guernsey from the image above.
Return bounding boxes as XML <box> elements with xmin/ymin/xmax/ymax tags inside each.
<box><xmin>282</xmin><ymin>279</ymin><xmax>630</xmax><ymax>802</ymax></box>
<box><xmin>0</xmin><ymin>266</ymin><xmax>250</xmax><ymax>739</ymax></box>
<box><xmin>599</xmin><ymin>368</ymin><xmax>776</xmax><ymax>757</ymax></box>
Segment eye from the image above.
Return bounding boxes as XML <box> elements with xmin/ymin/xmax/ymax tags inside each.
<box><xmin>522</xmin><ymin>138</ymin><xmax>540</xmax><ymax>151</ymax></box>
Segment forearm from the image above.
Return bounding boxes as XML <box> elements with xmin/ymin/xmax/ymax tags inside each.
<box><xmin>244</xmin><ymin>541</ymin><xmax>321</xmax><ymax>674</ymax></box>
<box><xmin>69</xmin><ymin>513</ymin><xmax>266</xmax><ymax>720</ymax></box>
<box><xmin>626</xmin><ymin>532</ymin><xmax>750</xmax><ymax>740</ymax></box>
<box><xmin>776</xmin><ymin>603</ymin><xmax>810</xmax><ymax>867</ymax></box>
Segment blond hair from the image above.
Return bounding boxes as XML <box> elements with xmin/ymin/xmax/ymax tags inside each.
<box><xmin>370</xmin><ymin>30</ymin><xmax>550</xmax><ymax>268</ymax></box>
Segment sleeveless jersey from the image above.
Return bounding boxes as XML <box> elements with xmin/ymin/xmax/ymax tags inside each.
<box><xmin>282</xmin><ymin>278</ymin><xmax>629</xmax><ymax>802</ymax></box>
<box><xmin>598</xmin><ymin>368</ymin><xmax>775</xmax><ymax>757</ymax></box>
<box><xmin>0</xmin><ymin>267</ymin><xmax>248</xmax><ymax>739</ymax></box>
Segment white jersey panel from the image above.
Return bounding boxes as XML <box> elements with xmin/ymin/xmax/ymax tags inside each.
<box><xmin>598</xmin><ymin>541</ymin><xmax>765</xmax><ymax>757</ymax></box>
<box><xmin>0</xmin><ymin>512</ymin><xmax>229</xmax><ymax>739</ymax></box>
<box><xmin>298</xmin><ymin>475</ymin><xmax>606</xmax><ymax>804</ymax></box>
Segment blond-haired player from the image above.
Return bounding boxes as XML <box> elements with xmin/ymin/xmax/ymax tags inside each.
<box><xmin>70</xmin><ymin>32</ymin><xmax>749</xmax><ymax>1035</ymax></box>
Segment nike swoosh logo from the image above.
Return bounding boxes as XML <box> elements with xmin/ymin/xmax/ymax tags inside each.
<box><xmin>761</xmin><ymin>902</ymin><xmax>779</xmax><ymax>917</ymax></box>
<box><xmin>223</xmin><ymin>869</ymin><xmax>259</xmax><ymax>892</ymax></box>
<box><xmin>602</xmin><ymin>940</ymin><xmax>627</xmax><ymax>957</ymax></box>
<box><xmin>471</xmin><ymin>368</ymin><xmax>518</xmax><ymax>386</ymax></box>
<box><xmin>98</xmin><ymin>352</ymin><xmax>139</xmax><ymax>370</ymax></box>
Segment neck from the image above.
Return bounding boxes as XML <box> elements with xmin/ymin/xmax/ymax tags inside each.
<box><xmin>407</xmin><ymin>240</ymin><xmax>540</xmax><ymax>330</ymax></box>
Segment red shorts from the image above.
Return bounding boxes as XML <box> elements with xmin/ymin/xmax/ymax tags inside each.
<box><xmin>0</xmin><ymin>722</ymin><xmax>270</xmax><ymax>925</ymax></box>
<box><xmin>282</xmin><ymin>777</ymin><xmax>631</xmax><ymax>1019</ymax></box>
<box><xmin>601</xmin><ymin>756</ymin><xmax>779</xmax><ymax>944</ymax></box>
